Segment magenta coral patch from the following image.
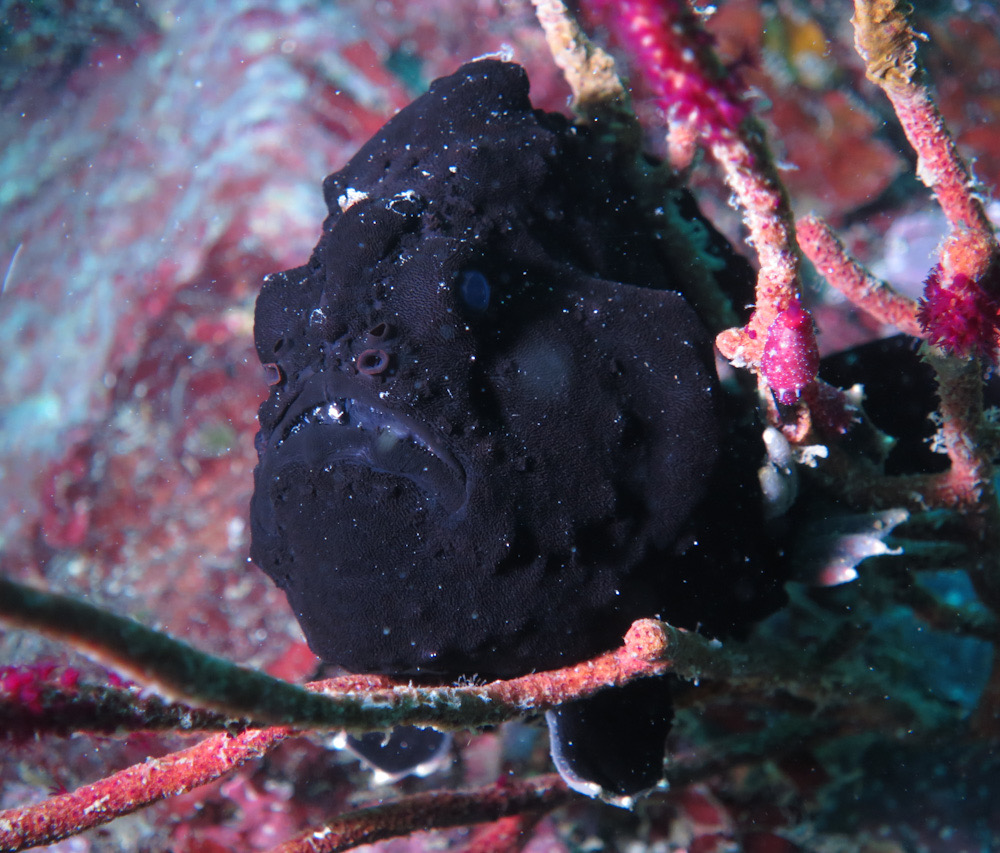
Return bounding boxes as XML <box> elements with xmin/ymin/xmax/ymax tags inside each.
<box><xmin>761</xmin><ymin>300</ymin><xmax>820</xmax><ymax>405</ymax></box>
<box><xmin>917</xmin><ymin>265</ymin><xmax>1000</xmax><ymax>362</ymax></box>
<box><xmin>585</xmin><ymin>0</ymin><xmax>750</xmax><ymax>142</ymax></box>
<box><xmin>0</xmin><ymin>662</ymin><xmax>78</xmax><ymax>719</ymax></box>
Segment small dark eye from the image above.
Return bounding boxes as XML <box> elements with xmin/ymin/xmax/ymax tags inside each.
<box><xmin>458</xmin><ymin>270</ymin><xmax>491</xmax><ymax>312</ymax></box>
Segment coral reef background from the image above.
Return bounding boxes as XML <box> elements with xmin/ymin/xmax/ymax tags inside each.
<box><xmin>2</xmin><ymin>0</ymin><xmax>1000</xmax><ymax>850</ymax></box>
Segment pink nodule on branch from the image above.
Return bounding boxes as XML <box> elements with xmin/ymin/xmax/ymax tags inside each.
<box><xmin>761</xmin><ymin>300</ymin><xmax>820</xmax><ymax>405</ymax></box>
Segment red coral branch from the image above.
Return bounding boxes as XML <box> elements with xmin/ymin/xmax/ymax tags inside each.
<box><xmin>848</xmin><ymin>0</ymin><xmax>1000</xmax><ymax>518</ymax></box>
<box><xmin>0</xmin><ymin>726</ymin><xmax>292</xmax><ymax>851</ymax></box>
<box><xmin>457</xmin><ymin>814</ymin><xmax>543</xmax><ymax>853</ymax></box>
<box><xmin>795</xmin><ymin>0</ymin><xmax>1000</xmax><ymax>538</ymax></box>
<box><xmin>709</xmin><ymin>130</ymin><xmax>802</xmax><ymax>354</ymax></box>
<box><xmin>797</xmin><ymin>214</ymin><xmax>923</xmax><ymax>337</ymax></box>
<box><xmin>0</xmin><ymin>575</ymin><xmax>356</xmax><ymax>729</ymax></box>
<box><xmin>852</xmin><ymin>0</ymin><xmax>1000</xmax><ymax>362</ymax></box>
<box><xmin>891</xmin><ymin>85</ymin><xmax>993</xmax><ymax>238</ymax></box>
<box><xmin>0</xmin><ymin>577</ymin><xmax>700</xmax><ymax>733</ymax></box>
<box><xmin>0</xmin><ymin>734</ymin><xmax>567</xmax><ymax>853</ymax></box>
<box><xmin>583</xmin><ymin>0</ymin><xmax>813</xmax><ymax>421</ymax></box>
<box><xmin>0</xmin><ymin>572</ymin><xmax>967</xmax><ymax>850</ymax></box>
<box><xmin>851</xmin><ymin>0</ymin><xmax>991</xmax><ymax>237</ymax></box>
<box><xmin>267</xmin><ymin>775</ymin><xmax>570</xmax><ymax>853</ymax></box>
<box><xmin>0</xmin><ymin>605</ymin><xmax>664</xmax><ymax>853</ymax></box>
<box><xmin>6</xmin><ymin>576</ymin><xmax>909</xmax><ymax>851</ymax></box>
<box><xmin>839</xmin><ymin>2</ymin><xmax>1000</xmax><ymax>733</ymax></box>
<box><xmin>0</xmin><ymin>665</ymin><xmax>236</xmax><ymax>741</ymax></box>
<box><xmin>584</xmin><ymin>0</ymin><xmax>750</xmax><ymax>141</ymax></box>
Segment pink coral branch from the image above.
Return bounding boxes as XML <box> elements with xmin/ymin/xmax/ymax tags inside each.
<box><xmin>267</xmin><ymin>775</ymin><xmax>570</xmax><ymax>853</ymax></box>
<box><xmin>710</xmin><ymin>133</ymin><xmax>802</xmax><ymax>362</ymax></box>
<box><xmin>851</xmin><ymin>0</ymin><xmax>991</xmax><ymax>238</ymax></box>
<box><xmin>0</xmin><ymin>586</ymin><xmax>967</xmax><ymax>850</ymax></box>
<box><xmin>0</xmin><ymin>577</ymin><xmax>709</xmax><ymax>732</ymax></box>
<box><xmin>0</xmin><ymin>722</ymin><xmax>567</xmax><ymax>853</ymax></box>
<box><xmin>895</xmin><ymin>93</ymin><xmax>993</xmax><ymax>238</ymax></box>
<box><xmin>0</xmin><ymin>605</ymin><xmax>682</xmax><ymax>853</ymax></box>
<box><xmin>797</xmin><ymin>214</ymin><xmax>923</xmax><ymax>337</ymax></box>
<box><xmin>584</xmin><ymin>0</ymin><xmax>750</xmax><ymax>140</ymax></box>
<box><xmin>848</xmin><ymin>0</ymin><xmax>1000</xmax><ymax>518</ymax></box>
<box><xmin>1</xmin><ymin>577</ymin><xmax>929</xmax><ymax>733</ymax></box>
<box><xmin>0</xmin><ymin>575</ymin><xmax>365</xmax><ymax>729</ymax></box>
<box><xmin>457</xmin><ymin>814</ymin><xmax>543</xmax><ymax>853</ymax></box>
<box><xmin>583</xmin><ymin>0</ymin><xmax>813</xmax><ymax>416</ymax></box>
<box><xmin>0</xmin><ymin>726</ymin><xmax>292</xmax><ymax>852</ymax></box>
<box><xmin>852</xmin><ymin>0</ymin><xmax>1000</xmax><ymax>362</ymax></box>
<box><xmin>0</xmin><ymin>666</ymin><xmax>237</xmax><ymax>741</ymax></box>
<box><xmin>845</xmin><ymin>5</ymin><xmax>1000</xmax><ymax>732</ymax></box>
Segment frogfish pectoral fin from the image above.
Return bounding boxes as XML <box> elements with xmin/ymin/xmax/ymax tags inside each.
<box><xmin>546</xmin><ymin>678</ymin><xmax>673</xmax><ymax>808</ymax></box>
<box><xmin>343</xmin><ymin>725</ymin><xmax>451</xmax><ymax>783</ymax></box>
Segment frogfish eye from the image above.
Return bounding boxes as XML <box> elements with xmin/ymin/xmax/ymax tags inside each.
<box><xmin>458</xmin><ymin>269</ymin><xmax>491</xmax><ymax>312</ymax></box>
<box><xmin>356</xmin><ymin>348</ymin><xmax>391</xmax><ymax>375</ymax></box>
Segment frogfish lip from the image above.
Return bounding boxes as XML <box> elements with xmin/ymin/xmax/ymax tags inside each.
<box><xmin>263</xmin><ymin>374</ymin><xmax>468</xmax><ymax>515</ymax></box>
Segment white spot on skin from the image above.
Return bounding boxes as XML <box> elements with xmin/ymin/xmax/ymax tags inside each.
<box><xmin>387</xmin><ymin>189</ymin><xmax>420</xmax><ymax>213</ymax></box>
<box><xmin>338</xmin><ymin>188</ymin><xmax>369</xmax><ymax>212</ymax></box>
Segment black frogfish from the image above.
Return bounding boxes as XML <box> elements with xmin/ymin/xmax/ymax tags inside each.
<box><xmin>249</xmin><ymin>59</ymin><xmax>786</xmax><ymax>804</ymax></box>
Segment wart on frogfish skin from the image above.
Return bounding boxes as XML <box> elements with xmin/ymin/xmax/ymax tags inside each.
<box><xmin>249</xmin><ymin>59</ymin><xmax>788</xmax><ymax>804</ymax></box>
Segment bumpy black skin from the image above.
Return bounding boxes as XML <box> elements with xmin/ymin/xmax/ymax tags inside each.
<box><xmin>250</xmin><ymin>60</ymin><xmax>784</xmax><ymax>793</ymax></box>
